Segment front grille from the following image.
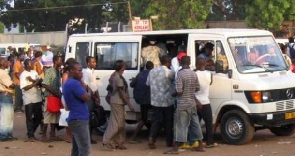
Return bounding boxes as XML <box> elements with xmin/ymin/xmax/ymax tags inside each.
<box><xmin>276</xmin><ymin>100</ymin><xmax>295</xmax><ymax>111</ymax></box>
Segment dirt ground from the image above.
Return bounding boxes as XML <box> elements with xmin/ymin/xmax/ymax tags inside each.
<box><xmin>0</xmin><ymin>113</ymin><xmax>295</xmax><ymax>156</ymax></box>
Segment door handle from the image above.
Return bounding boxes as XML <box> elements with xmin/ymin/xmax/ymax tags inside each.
<box><xmin>96</xmin><ymin>77</ymin><xmax>100</xmax><ymax>80</ymax></box>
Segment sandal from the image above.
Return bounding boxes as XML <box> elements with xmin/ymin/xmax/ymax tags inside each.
<box><xmin>148</xmin><ymin>143</ymin><xmax>156</xmax><ymax>149</ymax></box>
<box><xmin>102</xmin><ymin>143</ymin><xmax>116</xmax><ymax>151</ymax></box>
<box><xmin>163</xmin><ymin>149</ymin><xmax>179</xmax><ymax>154</ymax></box>
<box><xmin>116</xmin><ymin>144</ymin><xmax>127</xmax><ymax>150</ymax></box>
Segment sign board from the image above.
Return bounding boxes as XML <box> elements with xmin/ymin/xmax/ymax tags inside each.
<box><xmin>132</xmin><ymin>19</ymin><xmax>152</xmax><ymax>32</ymax></box>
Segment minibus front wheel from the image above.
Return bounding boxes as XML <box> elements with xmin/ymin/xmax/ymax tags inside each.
<box><xmin>220</xmin><ymin>110</ymin><xmax>255</xmax><ymax>145</ymax></box>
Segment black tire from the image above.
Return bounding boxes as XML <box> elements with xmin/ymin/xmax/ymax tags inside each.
<box><xmin>220</xmin><ymin>110</ymin><xmax>254</xmax><ymax>145</ymax></box>
<box><xmin>269</xmin><ymin>124</ymin><xmax>295</xmax><ymax>136</ymax></box>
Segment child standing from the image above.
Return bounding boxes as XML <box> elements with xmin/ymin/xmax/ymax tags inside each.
<box><xmin>195</xmin><ymin>57</ymin><xmax>217</xmax><ymax>148</ymax></box>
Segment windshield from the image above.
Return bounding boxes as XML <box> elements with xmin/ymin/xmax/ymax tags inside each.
<box><xmin>228</xmin><ymin>36</ymin><xmax>288</xmax><ymax>73</ymax></box>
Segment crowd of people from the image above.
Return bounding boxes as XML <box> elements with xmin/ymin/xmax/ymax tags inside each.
<box><xmin>0</xmin><ymin>41</ymin><xmax>219</xmax><ymax>156</ymax></box>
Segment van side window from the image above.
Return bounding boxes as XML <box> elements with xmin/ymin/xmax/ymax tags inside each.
<box><xmin>216</xmin><ymin>41</ymin><xmax>229</xmax><ymax>72</ymax></box>
<box><xmin>94</xmin><ymin>42</ymin><xmax>139</xmax><ymax>70</ymax></box>
<box><xmin>76</xmin><ymin>42</ymin><xmax>90</xmax><ymax>68</ymax></box>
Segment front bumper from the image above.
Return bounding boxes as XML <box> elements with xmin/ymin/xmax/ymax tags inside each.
<box><xmin>249</xmin><ymin>110</ymin><xmax>295</xmax><ymax>127</ymax></box>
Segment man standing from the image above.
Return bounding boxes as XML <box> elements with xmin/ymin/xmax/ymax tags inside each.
<box><xmin>146</xmin><ymin>56</ymin><xmax>174</xmax><ymax>149</ymax></box>
<box><xmin>41</xmin><ymin>46</ymin><xmax>54</xmax><ymax>72</ymax></box>
<box><xmin>13</xmin><ymin>52</ymin><xmax>25</xmax><ymax>112</ymax></box>
<box><xmin>82</xmin><ymin>56</ymin><xmax>100</xmax><ymax>144</ymax></box>
<box><xmin>20</xmin><ymin>59</ymin><xmax>43</xmax><ymax>141</ymax></box>
<box><xmin>165</xmin><ymin>56</ymin><xmax>204</xmax><ymax>154</ymax></box>
<box><xmin>63</xmin><ymin>62</ymin><xmax>91</xmax><ymax>156</ymax></box>
<box><xmin>129</xmin><ymin>61</ymin><xmax>154</xmax><ymax>143</ymax></box>
<box><xmin>41</xmin><ymin>55</ymin><xmax>63</xmax><ymax>142</ymax></box>
<box><xmin>0</xmin><ymin>58</ymin><xmax>16</xmax><ymax>141</ymax></box>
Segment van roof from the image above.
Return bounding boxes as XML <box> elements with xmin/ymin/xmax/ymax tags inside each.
<box><xmin>70</xmin><ymin>28</ymin><xmax>272</xmax><ymax>37</ymax></box>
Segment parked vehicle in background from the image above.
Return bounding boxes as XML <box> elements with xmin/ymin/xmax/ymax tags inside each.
<box><xmin>65</xmin><ymin>29</ymin><xmax>295</xmax><ymax>145</ymax></box>
<box><xmin>0</xmin><ymin>43</ymin><xmax>41</xmax><ymax>58</ymax></box>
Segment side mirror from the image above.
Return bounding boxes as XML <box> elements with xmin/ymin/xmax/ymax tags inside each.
<box><xmin>216</xmin><ymin>60</ymin><xmax>224</xmax><ymax>73</ymax></box>
<box><xmin>228</xmin><ymin>69</ymin><xmax>233</xmax><ymax>79</ymax></box>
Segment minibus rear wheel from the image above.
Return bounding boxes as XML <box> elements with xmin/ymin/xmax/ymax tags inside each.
<box><xmin>269</xmin><ymin>124</ymin><xmax>295</xmax><ymax>136</ymax></box>
<box><xmin>220</xmin><ymin>110</ymin><xmax>255</xmax><ymax>145</ymax></box>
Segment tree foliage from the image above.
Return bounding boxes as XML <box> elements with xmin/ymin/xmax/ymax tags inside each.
<box><xmin>138</xmin><ymin>0</ymin><xmax>212</xmax><ymax>30</ymax></box>
<box><xmin>245</xmin><ymin>0</ymin><xmax>292</xmax><ymax>30</ymax></box>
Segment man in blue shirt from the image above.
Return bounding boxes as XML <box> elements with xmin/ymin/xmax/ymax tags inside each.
<box><xmin>63</xmin><ymin>62</ymin><xmax>91</xmax><ymax>156</ymax></box>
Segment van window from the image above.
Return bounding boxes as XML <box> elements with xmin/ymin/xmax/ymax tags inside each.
<box><xmin>94</xmin><ymin>42</ymin><xmax>139</xmax><ymax>70</ymax></box>
<box><xmin>228</xmin><ymin>36</ymin><xmax>287</xmax><ymax>73</ymax></box>
<box><xmin>0</xmin><ymin>48</ymin><xmax>6</xmax><ymax>55</ymax></box>
<box><xmin>216</xmin><ymin>41</ymin><xmax>229</xmax><ymax>72</ymax></box>
<box><xmin>76</xmin><ymin>42</ymin><xmax>90</xmax><ymax>68</ymax></box>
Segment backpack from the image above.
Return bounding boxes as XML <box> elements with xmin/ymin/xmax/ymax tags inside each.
<box><xmin>90</xmin><ymin>105</ymin><xmax>107</xmax><ymax>128</ymax></box>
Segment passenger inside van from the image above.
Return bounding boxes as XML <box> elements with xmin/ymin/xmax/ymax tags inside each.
<box><xmin>197</xmin><ymin>42</ymin><xmax>215</xmax><ymax>71</ymax></box>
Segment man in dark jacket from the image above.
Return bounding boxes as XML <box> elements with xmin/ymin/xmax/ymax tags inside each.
<box><xmin>129</xmin><ymin>61</ymin><xmax>154</xmax><ymax>143</ymax></box>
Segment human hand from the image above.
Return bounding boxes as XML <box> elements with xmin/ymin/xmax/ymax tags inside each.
<box><xmin>27</xmin><ymin>76</ymin><xmax>34</xmax><ymax>82</ymax></box>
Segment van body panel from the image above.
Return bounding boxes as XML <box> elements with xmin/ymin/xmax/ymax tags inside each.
<box><xmin>65</xmin><ymin>29</ymin><xmax>295</xmax><ymax>128</ymax></box>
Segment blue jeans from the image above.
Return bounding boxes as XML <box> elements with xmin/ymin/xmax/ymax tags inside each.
<box><xmin>68</xmin><ymin>120</ymin><xmax>90</xmax><ymax>156</ymax></box>
<box><xmin>0</xmin><ymin>93</ymin><xmax>14</xmax><ymax>140</ymax></box>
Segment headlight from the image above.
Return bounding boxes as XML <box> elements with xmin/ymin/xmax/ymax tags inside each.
<box><xmin>262</xmin><ymin>91</ymin><xmax>272</xmax><ymax>102</ymax></box>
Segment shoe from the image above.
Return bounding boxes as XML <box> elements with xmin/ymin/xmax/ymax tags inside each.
<box><xmin>179</xmin><ymin>142</ymin><xmax>191</xmax><ymax>149</ymax></box>
<box><xmin>102</xmin><ymin>143</ymin><xmax>116</xmax><ymax>151</ymax></box>
<box><xmin>8</xmin><ymin>136</ymin><xmax>18</xmax><ymax>141</ymax></box>
<box><xmin>0</xmin><ymin>137</ymin><xmax>12</xmax><ymax>142</ymax></box>
<box><xmin>191</xmin><ymin>141</ymin><xmax>199</xmax><ymax>148</ymax></box>
<box><xmin>148</xmin><ymin>142</ymin><xmax>156</xmax><ymax>149</ymax></box>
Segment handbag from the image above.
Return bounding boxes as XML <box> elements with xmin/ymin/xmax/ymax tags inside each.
<box><xmin>90</xmin><ymin>105</ymin><xmax>107</xmax><ymax>128</ymax></box>
<box><xmin>59</xmin><ymin>109</ymin><xmax>69</xmax><ymax>127</ymax></box>
<box><xmin>47</xmin><ymin>95</ymin><xmax>63</xmax><ymax>113</ymax></box>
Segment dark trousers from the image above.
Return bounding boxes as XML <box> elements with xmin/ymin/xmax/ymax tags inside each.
<box><xmin>14</xmin><ymin>85</ymin><xmax>23</xmax><ymax>111</ymax></box>
<box><xmin>86</xmin><ymin>100</ymin><xmax>94</xmax><ymax>140</ymax></box>
<box><xmin>25</xmin><ymin>102</ymin><xmax>43</xmax><ymax>138</ymax></box>
<box><xmin>69</xmin><ymin>120</ymin><xmax>90</xmax><ymax>156</ymax></box>
<box><xmin>198</xmin><ymin>104</ymin><xmax>214</xmax><ymax>145</ymax></box>
<box><xmin>149</xmin><ymin>105</ymin><xmax>174</xmax><ymax>146</ymax></box>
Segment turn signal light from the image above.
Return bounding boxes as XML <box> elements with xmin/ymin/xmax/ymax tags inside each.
<box><xmin>251</xmin><ymin>91</ymin><xmax>262</xmax><ymax>103</ymax></box>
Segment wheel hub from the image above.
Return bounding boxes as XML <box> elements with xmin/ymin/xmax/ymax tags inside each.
<box><xmin>227</xmin><ymin>118</ymin><xmax>243</xmax><ymax>138</ymax></box>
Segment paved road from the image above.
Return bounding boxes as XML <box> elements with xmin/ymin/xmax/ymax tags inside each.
<box><xmin>0</xmin><ymin>113</ymin><xmax>294</xmax><ymax>156</ymax></box>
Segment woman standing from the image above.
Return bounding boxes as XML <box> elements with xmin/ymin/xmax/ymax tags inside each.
<box><xmin>33</xmin><ymin>51</ymin><xmax>44</xmax><ymax>78</ymax></box>
<box><xmin>103</xmin><ymin>60</ymin><xmax>135</xmax><ymax>150</ymax></box>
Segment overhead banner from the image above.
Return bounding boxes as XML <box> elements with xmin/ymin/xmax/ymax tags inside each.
<box><xmin>132</xmin><ymin>19</ymin><xmax>152</xmax><ymax>32</ymax></box>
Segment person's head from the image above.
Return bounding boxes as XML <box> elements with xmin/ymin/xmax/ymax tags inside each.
<box><xmin>160</xmin><ymin>55</ymin><xmax>171</xmax><ymax>67</ymax></box>
<box><xmin>7</xmin><ymin>55</ymin><xmax>13</xmax><ymax>62</ymax></box>
<box><xmin>7</xmin><ymin>46</ymin><xmax>13</xmax><ymax>51</ymax></box>
<box><xmin>24</xmin><ymin>59</ymin><xmax>33</xmax><ymax>70</ymax></box>
<box><xmin>288</xmin><ymin>37</ymin><xmax>294</xmax><ymax>43</ymax></box>
<box><xmin>268</xmin><ymin>46</ymin><xmax>276</xmax><ymax>55</ymax></box>
<box><xmin>196</xmin><ymin>57</ymin><xmax>206</xmax><ymax>70</ymax></box>
<box><xmin>53</xmin><ymin>55</ymin><xmax>63</xmax><ymax>68</ymax></box>
<box><xmin>16</xmin><ymin>52</ymin><xmax>25</xmax><ymax>61</ymax></box>
<box><xmin>26</xmin><ymin>49</ymin><xmax>32</xmax><ymax>57</ymax></box>
<box><xmin>69</xmin><ymin>62</ymin><xmax>83</xmax><ymax>80</ymax></box>
<box><xmin>64</xmin><ymin>58</ymin><xmax>77</xmax><ymax>72</ymax></box>
<box><xmin>180</xmin><ymin>56</ymin><xmax>191</xmax><ymax>67</ymax></box>
<box><xmin>204</xmin><ymin>42</ymin><xmax>214</xmax><ymax>56</ymax></box>
<box><xmin>0</xmin><ymin>58</ymin><xmax>6</xmax><ymax>69</ymax></box>
<box><xmin>34</xmin><ymin>51</ymin><xmax>43</xmax><ymax>61</ymax></box>
<box><xmin>114</xmin><ymin>60</ymin><xmax>126</xmax><ymax>75</ymax></box>
<box><xmin>279</xmin><ymin>43</ymin><xmax>287</xmax><ymax>54</ymax></box>
<box><xmin>177</xmin><ymin>52</ymin><xmax>186</xmax><ymax>62</ymax></box>
<box><xmin>178</xmin><ymin>45</ymin><xmax>186</xmax><ymax>53</ymax></box>
<box><xmin>86</xmin><ymin>56</ymin><xmax>97</xmax><ymax>69</ymax></box>
<box><xmin>145</xmin><ymin>61</ymin><xmax>154</xmax><ymax>70</ymax></box>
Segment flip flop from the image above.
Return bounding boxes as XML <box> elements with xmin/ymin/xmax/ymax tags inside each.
<box><xmin>148</xmin><ymin>143</ymin><xmax>156</xmax><ymax>149</ymax></box>
<box><xmin>163</xmin><ymin>149</ymin><xmax>179</xmax><ymax>154</ymax></box>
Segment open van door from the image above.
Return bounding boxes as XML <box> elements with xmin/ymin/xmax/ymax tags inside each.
<box><xmin>188</xmin><ymin>34</ymin><xmax>232</xmax><ymax>122</ymax></box>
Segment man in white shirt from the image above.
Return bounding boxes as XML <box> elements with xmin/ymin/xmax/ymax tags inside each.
<box><xmin>20</xmin><ymin>59</ymin><xmax>43</xmax><ymax>142</ymax></box>
<box><xmin>82</xmin><ymin>56</ymin><xmax>100</xmax><ymax>144</ymax></box>
<box><xmin>41</xmin><ymin>46</ymin><xmax>54</xmax><ymax>71</ymax></box>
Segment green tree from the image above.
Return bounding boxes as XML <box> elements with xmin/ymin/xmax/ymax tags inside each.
<box><xmin>0</xmin><ymin>22</ymin><xmax>4</xmax><ymax>33</ymax></box>
<box><xmin>140</xmin><ymin>0</ymin><xmax>212</xmax><ymax>30</ymax></box>
<box><xmin>244</xmin><ymin>0</ymin><xmax>290</xmax><ymax>30</ymax></box>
